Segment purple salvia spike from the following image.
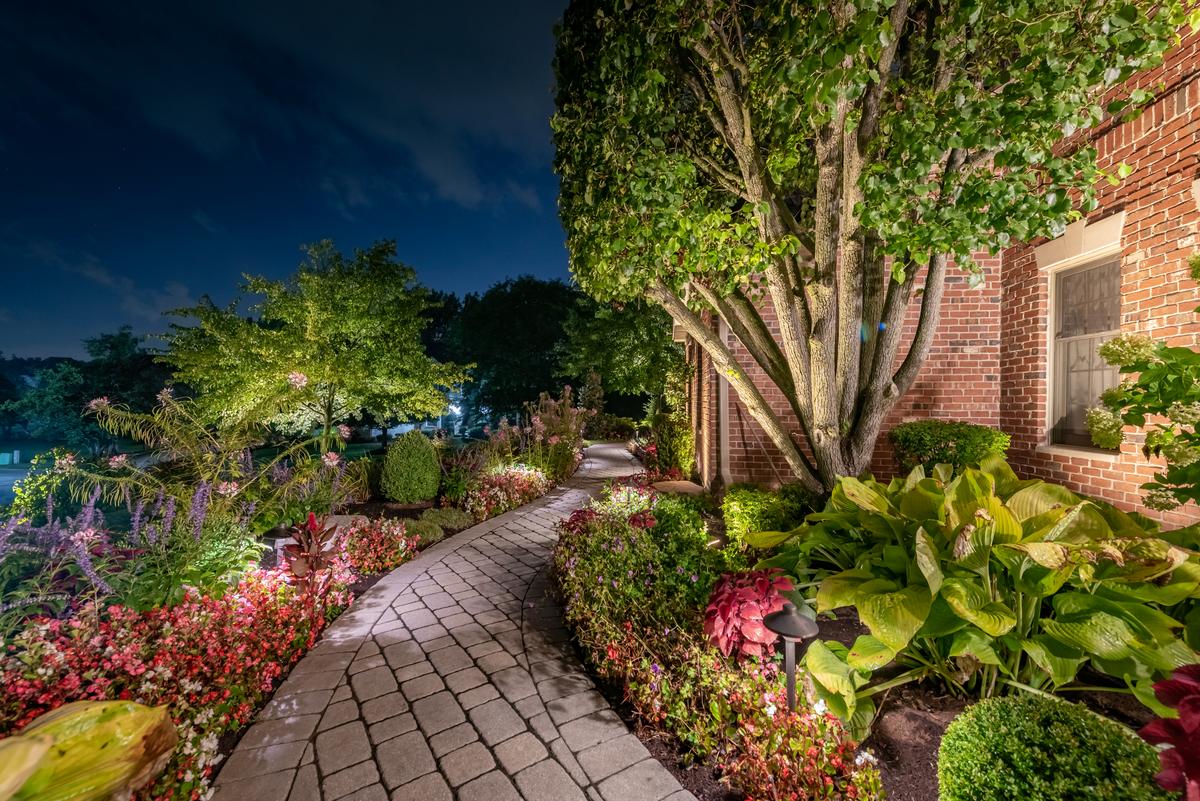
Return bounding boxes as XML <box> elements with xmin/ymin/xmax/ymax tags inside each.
<box><xmin>130</xmin><ymin>500</ymin><xmax>146</xmax><ymax>540</ymax></box>
<box><xmin>161</xmin><ymin>497</ymin><xmax>176</xmax><ymax>539</ymax></box>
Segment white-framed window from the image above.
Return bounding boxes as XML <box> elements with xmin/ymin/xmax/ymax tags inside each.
<box><xmin>1049</xmin><ymin>257</ymin><xmax>1121</xmax><ymax>447</ymax></box>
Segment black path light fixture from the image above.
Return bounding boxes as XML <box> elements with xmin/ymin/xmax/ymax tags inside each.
<box><xmin>762</xmin><ymin>602</ymin><xmax>820</xmax><ymax>711</ymax></box>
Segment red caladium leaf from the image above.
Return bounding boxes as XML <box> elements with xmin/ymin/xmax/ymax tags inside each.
<box><xmin>1140</xmin><ymin>663</ymin><xmax>1200</xmax><ymax>800</ymax></box>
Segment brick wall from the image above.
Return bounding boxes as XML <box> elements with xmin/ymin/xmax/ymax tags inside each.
<box><xmin>1000</xmin><ymin>29</ymin><xmax>1200</xmax><ymax>528</ymax></box>
<box><xmin>708</xmin><ymin>257</ymin><xmax>1001</xmax><ymax>488</ymax></box>
<box><xmin>688</xmin><ymin>31</ymin><xmax>1200</xmax><ymax>527</ymax></box>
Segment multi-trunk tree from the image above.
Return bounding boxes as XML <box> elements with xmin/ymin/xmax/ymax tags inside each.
<box><xmin>554</xmin><ymin>0</ymin><xmax>1187</xmax><ymax>492</ymax></box>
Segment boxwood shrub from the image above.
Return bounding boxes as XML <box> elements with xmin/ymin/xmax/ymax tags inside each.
<box><xmin>721</xmin><ymin>482</ymin><xmax>816</xmax><ymax>549</ymax></box>
<box><xmin>889</xmin><ymin>419</ymin><xmax>1010</xmax><ymax>472</ymax></box>
<box><xmin>938</xmin><ymin>694</ymin><xmax>1171</xmax><ymax>801</ymax></box>
<box><xmin>380</xmin><ymin>431</ymin><xmax>440</xmax><ymax>503</ymax></box>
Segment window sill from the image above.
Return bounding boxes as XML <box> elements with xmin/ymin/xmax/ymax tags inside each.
<box><xmin>1035</xmin><ymin>444</ymin><xmax>1123</xmax><ymax>463</ymax></box>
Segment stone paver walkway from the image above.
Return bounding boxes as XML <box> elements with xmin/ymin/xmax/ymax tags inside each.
<box><xmin>213</xmin><ymin>443</ymin><xmax>696</xmax><ymax>801</ymax></box>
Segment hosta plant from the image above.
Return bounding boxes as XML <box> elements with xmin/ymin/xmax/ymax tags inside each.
<box><xmin>1140</xmin><ymin>664</ymin><xmax>1200</xmax><ymax>800</ymax></box>
<box><xmin>703</xmin><ymin>569</ymin><xmax>795</xmax><ymax>659</ymax></box>
<box><xmin>752</xmin><ymin>456</ymin><xmax>1200</xmax><ymax>730</ymax></box>
<box><xmin>1</xmin><ymin>701</ymin><xmax>177</xmax><ymax>801</ymax></box>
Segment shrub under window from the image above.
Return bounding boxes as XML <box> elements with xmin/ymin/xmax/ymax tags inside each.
<box><xmin>889</xmin><ymin>419</ymin><xmax>1010</xmax><ymax>472</ymax></box>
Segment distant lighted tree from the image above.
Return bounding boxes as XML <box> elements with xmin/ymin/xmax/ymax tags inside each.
<box><xmin>559</xmin><ymin>298</ymin><xmax>684</xmax><ymax>398</ymax></box>
<box><xmin>164</xmin><ymin>240</ymin><xmax>466</xmax><ymax>451</ymax></box>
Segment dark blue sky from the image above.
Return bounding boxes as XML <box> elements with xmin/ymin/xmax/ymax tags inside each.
<box><xmin>0</xmin><ymin>1</ymin><xmax>571</xmax><ymax>357</ymax></box>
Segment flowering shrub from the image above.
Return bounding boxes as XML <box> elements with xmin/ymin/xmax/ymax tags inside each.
<box><xmin>703</xmin><ymin>569</ymin><xmax>795</xmax><ymax>659</ymax></box>
<box><xmin>723</xmin><ymin>677</ymin><xmax>884</xmax><ymax>801</ymax></box>
<box><xmin>1087</xmin><ymin>261</ymin><xmax>1200</xmax><ymax>511</ymax></box>
<box><xmin>1140</xmin><ymin>664</ymin><xmax>1200</xmax><ymax>799</ymax></box>
<box><xmin>551</xmin><ymin>483</ymin><xmax>881</xmax><ymax>797</ymax></box>
<box><xmin>463</xmin><ymin>464</ymin><xmax>553</xmax><ymax>521</ymax></box>
<box><xmin>342</xmin><ymin>518</ymin><xmax>418</xmax><ymax>574</ymax></box>
<box><xmin>0</xmin><ymin>567</ymin><xmax>350</xmax><ymax>801</ymax></box>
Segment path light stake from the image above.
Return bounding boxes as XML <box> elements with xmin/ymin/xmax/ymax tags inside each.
<box><xmin>762</xmin><ymin>602</ymin><xmax>819</xmax><ymax>712</ymax></box>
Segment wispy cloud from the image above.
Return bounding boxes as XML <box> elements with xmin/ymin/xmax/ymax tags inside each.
<box><xmin>192</xmin><ymin>210</ymin><xmax>222</xmax><ymax>234</ymax></box>
<box><xmin>0</xmin><ymin>2</ymin><xmax>561</xmax><ymax>214</ymax></box>
<box><xmin>23</xmin><ymin>238</ymin><xmax>194</xmax><ymax>323</ymax></box>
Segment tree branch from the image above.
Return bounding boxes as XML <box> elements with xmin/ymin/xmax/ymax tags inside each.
<box><xmin>892</xmin><ymin>253</ymin><xmax>949</xmax><ymax>395</ymax></box>
<box><xmin>647</xmin><ymin>280</ymin><xmax>822</xmax><ymax>491</ymax></box>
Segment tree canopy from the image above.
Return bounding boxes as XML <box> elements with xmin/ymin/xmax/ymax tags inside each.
<box><xmin>452</xmin><ymin>276</ymin><xmax>581</xmax><ymax>423</ymax></box>
<box><xmin>554</xmin><ymin>0</ymin><xmax>1187</xmax><ymax>491</ymax></box>
<box><xmin>164</xmin><ymin>240</ymin><xmax>465</xmax><ymax>450</ymax></box>
<box><xmin>558</xmin><ymin>297</ymin><xmax>684</xmax><ymax>398</ymax></box>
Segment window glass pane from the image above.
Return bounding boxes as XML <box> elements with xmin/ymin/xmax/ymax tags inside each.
<box><xmin>1057</xmin><ymin>260</ymin><xmax>1120</xmax><ymax>338</ymax></box>
<box><xmin>1051</xmin><ymin>259</ymin><xmax>1121</xmax><ymax>447</ymax></box>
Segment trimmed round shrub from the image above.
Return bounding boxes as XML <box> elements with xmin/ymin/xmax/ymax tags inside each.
<box><xmin>405</xmin><ymin>518</ymin><xmax>445</xmax><ymax>547</ymax></box>
<box><xmin>420</xmin><ymin>507</ymin><xmax>475</xmax><ymax>533</ymax></box>
<box><xmin>938</xmin><ymin>694</ymin><xmax>1171</xmax><ymax>801</ymax></box>
<box><xmin>721</xmin><ymin>482</ymin><xmax>815</xmax><ymax>548</ymax></box>
<box><xmin>889</xmin><ymin>419</ymin><xmax>1010</xmax><ymax>473</ymax></box>
<box><xmin>381</xmin><ymin>431</ymin><xmax>440</xmax><ymax>503</ymax></box>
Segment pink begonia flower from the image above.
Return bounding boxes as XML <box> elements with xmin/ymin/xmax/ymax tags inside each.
<box><xmin>86</xmin><ymin>396</ymin><xmax>110</xmax><ymax>412</ymax></box>
<box><xmin>55</xmin><ymin>452</ymin><xmax>77</xmax><ymax>472</ymax></box>
<box><xmin>287</xmin><ymin>371</ymin><xmax>308</xmax><ymax>389</ymax></box>
<box><xmin>337</xmin><ymin>424</ymin><xmax>353</xmax><ymax>440</ymax></box>
<box><xmin>108</xmin><ymin>454</ymin><xmax>129</xmax><ymax>469</ymax></box>
<box><xmin>216</xmin><ymin>480</ymin><xmax>240</xmax><ymax>496</ymax></box>
<box><xmin>322</xmin><ymin>452</ymin><xmax>342</xmax><ymax>468</ymax></box>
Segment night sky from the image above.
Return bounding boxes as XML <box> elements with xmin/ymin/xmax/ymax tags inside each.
<box><xmin>0</xmin><ymin>1</ymin><xmax>571</xmax><ymax>357</ymax></box>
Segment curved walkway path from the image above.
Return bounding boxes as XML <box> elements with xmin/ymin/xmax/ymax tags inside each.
<box><xmin>213</xmin><ymin>443</ymin><xmax>696</xmax><ymax>801</ymax></box>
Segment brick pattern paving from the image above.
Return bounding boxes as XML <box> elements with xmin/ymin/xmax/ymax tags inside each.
<box><xmin>212</xmin><ymin>443</ymin><xmax>696</xmax><ymax>801</ymax></box>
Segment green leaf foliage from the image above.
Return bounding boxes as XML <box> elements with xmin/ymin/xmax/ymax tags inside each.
<box><xmin>938</xmin><ymin>694</ymin><xmax>1172</xmax><ymax>801</ymax></box>
<box><xmin>1088</xmin><ymin>297</ymin><xmax>1200</xmax><ymax>511</ymax></box>
<box><xmin>553</xmin><ymin>0</ymin><xmax>1185</xmax><ymax>492</ymax></box>
<box><xmin>889</xmin><ymin>420</ymin><xmax>1011</xmax><ymax>473</ymax></box>
<box><xmin>772</xmin><ymin>459</ymin><xmax>1200</xmax><ymax>721</ymax></box>
<box><xmin>164</xmin><ymin>240</ymin><xmax>465</xmax><ymax>450</ymax></box>
<box><xmin>381</xmin><ymin>431</ymin><xmax>440</xmax><ymax>504</ymax></box>
<box><xmin>722</xmin><ymin>482</ymin><xmax>817</xmax><ymax>550</ymax></box>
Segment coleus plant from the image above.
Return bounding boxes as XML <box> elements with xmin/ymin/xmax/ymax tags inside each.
<box><xmin>749</xmin><ymin>455</ymin><xmax>1200</xmax><ymax>736</ymax></box>
<box><xmin>703</xmin><ymin>569</ymin><xmax>795</xmax><ymax>659</ymax></box>
<box><xmin>1140</xmin><ymin>664</ymin><xmax>1200</xmax><ymax>801</ymax></box>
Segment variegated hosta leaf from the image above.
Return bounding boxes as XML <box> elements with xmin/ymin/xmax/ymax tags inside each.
<box><xmin>948</xmin><ymin>627</ymin><xmax>1003</xmax><ymax>666</ymax></box>
<box><xmin>1006</xmin><ymin>482</ymin><xmax>1082</xmax><ymax>523</ymax></box>
<box><xmin>914</xmin><ymin>528</ymin><xmax>943</xmax><ymax>595</ymax></box>
<box><xmin>1021</xmin><ymin>635</ymin><xmax>1085</xmax><ymax>687</ymax></box>
<box><xmin>1041</xmin><ymin>612</ymin><xmax>1137</xmax><ymax>660</ymax></box>
<box><xmin>816</xmin><ymin>569</ymin><xmax>888</xmax><ymax>612</ymax></box>
<box><xmin>804</xmin><ymin>640</ymin><xmax>859</xmax><ymax>720</ymax></box>
<box><xmin>940</xmin><ymin>578</ymin><xmax>1017</xmax><ymax>637</ymax></box>
<box><xmin>847</xmin><ymin>634</ymin><xmax>896</xmax><ymax>671</ymax></box>
<box><xmin>743</xmin><ymin>528</ymin><xmax>796</xmax><ymax>549</ymax></box>
<box><xmin>857</xmin><ymin>585</ymin><xmax>932</xmax><ymax>652</ymax></box>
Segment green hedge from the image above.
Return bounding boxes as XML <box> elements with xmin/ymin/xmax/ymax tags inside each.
<box><xmin>939</xmin><ymin>695</ymin><xmax>1170</xmax><ymax>801</ymax></box>
<box><xmin>889</xmin><ymin>419</ymin><xmax>1010</xmax><ymax>472</ymax></box>
<box><xmin>380</xmin><ymin>431</ymin><xmax>440</xmax><ymax>503</ymax></box>
<box><xmin>721</xmin><ymin>483</ymin><xmax>816</xmax><ymax>548</ymax></box>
